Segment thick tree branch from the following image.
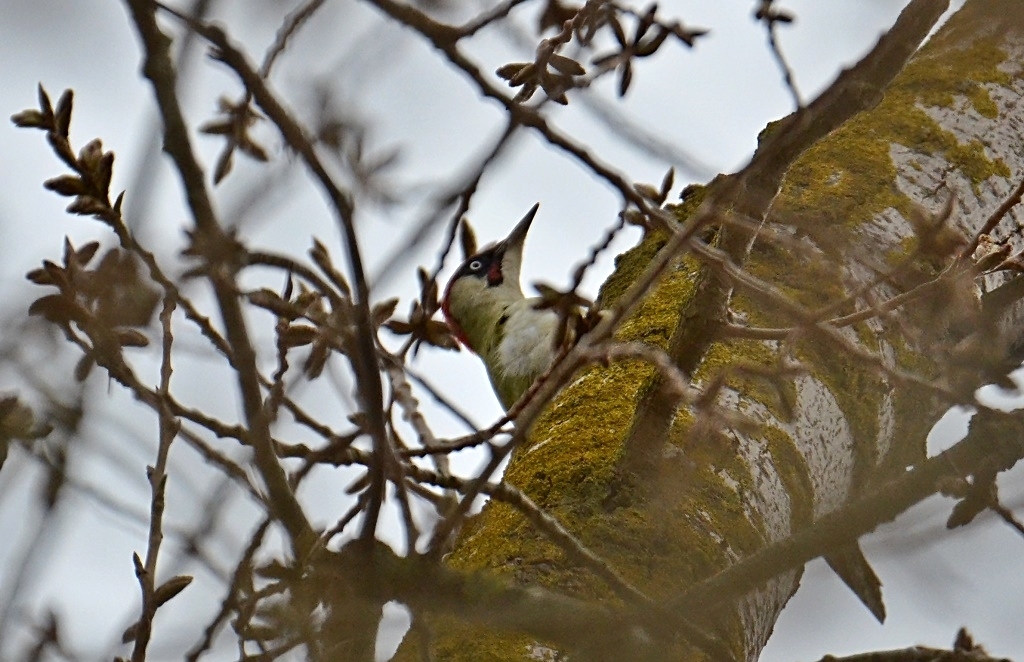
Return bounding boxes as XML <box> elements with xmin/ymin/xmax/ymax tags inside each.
<box><xmin>621</xmin><ymin>0</ymin><xmax>951</xmax><ymax>480</ymax></box>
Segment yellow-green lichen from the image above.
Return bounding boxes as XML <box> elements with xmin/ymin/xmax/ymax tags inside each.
<box><xmin>598</xmin><ymin>184</ymin><xmax>710</xmax><ymax>311</ymax></box>
<box><xmin>597</xmin><ymin>229</ymin><xmax>669</xmax><ymax>309</ymax></box>
<box><xmin>969</xmin><ymin>83</ymin><xmax>1001</xmax><ymax>119</ymax></box>
<box><xmin>743</xmin><ymin>241</ymin><xmax>846</xmax><ymax>314</ymax></box>
<box><xmin>615</xmin><ymin>257</ymin><xmax>702</xmax><ymax>348</ymax></box>
<box><xmin>761</xmin><ymin>426</ymin><xmax>814</xmax><ymax>529</ymax></box>
<box><xmin>409</xmin><ymin>622</ymin><xmax>554</xmax><ymax>662</ymax></box>
<box><xmin>778</xmin><ymin>37</ymin><xmax>1014</xmax><ymax>229</ymax></box>
<box><xmin>432</xmin><ymin>216</ymin><xmax>759</xmax><ymax>659</ymax></box>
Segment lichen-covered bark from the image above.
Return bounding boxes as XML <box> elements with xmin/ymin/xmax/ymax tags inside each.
<box><xmin>398</xmin><ymin>1</ymin><xmax>1024</xmax><ymax>659</ymax></box>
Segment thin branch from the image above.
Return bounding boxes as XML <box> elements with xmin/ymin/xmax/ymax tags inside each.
<box><xmin>757</xmin><ymin>1</ymin><xmax>803</xmax><ymax>109</ymax></box>
<box><xmin>185</xmin><ymin>518</ymin><xmax>272</xmax><ymax>662</ymax></box>
<box><xmin>155</xmin><ymin>5</ymin><xmax>394</xmax><ymax>542</ymax></box>
<box><xmin>722</xmin><ymin>261</ymin><xmax>981</xmax><ymax>340</ymax></box>
<box><xmin>456</xmin><ymin>0</ymin><xmax>533</xmax><ymax>37</ymax></box>
<box><xmin>413</xmin><ymin>465</ymin><xmax>734</xmax><ymax>657</ymax></box>
<box><xmin>407</xmin><ymin>463</ymin><xmax>648</xmax><ymax>604</ymax></box>
<box><xmin>259</xmin><ymin>0</ymin><xmax>327</xmax><ymax>77</ymax></box>
<box><xmin>402</xmin><ymin>365</ymin><xmax>481</xmax><ymax>432</ymax></box>
<box><xmin>371</xmin><ymin>118</ymin><xmax>520</xmax><ymax>290</ymax></box>
<box><xmin>129</xmin><ymin>296</ymin><xmax>178</xmax><ymax>662</ymax></box>
<box><xmin>247</xmin><ymin>251</ymin><xmax>348</xmax><ymax>308</ymax></box>
<box><xmin>576</xmin><ymin>92</ymin><xmax>717</xmax><ymax>179</ymax></box>
<box><xmin>814</xmin><ymin>644</ymin><xmax>1011</xmax><ymax>662</ymax></box>
<box><xmin>400</xmin><ymin>428</ymin><xmax>508</xmax><ymax>457</ymax></box>
<box><xmin>125</xmin><ymin>0</ymin><xmax>316</xmax><ymax>554</ymax></box>
<box><xmin>962</xmin><ymin>174</ymin><xmax>1024</xmax><ymax>259</ymax></box>
<box><xmin>990</xmin><ymin>501</ymin><xmax>1024</xmax><ymax>540</ymax></box>
<box><xmin>360</xmin><ymin>0</ymin><xmax>675</xmax><ymax>226</ymax></box>
<box><xmin>689</xmin><ymin>237</ymin><xmax>967</xmax><ymax>402</ymax></box>
<box><xmin>661</xmin><ymin>408</ymin><xmax>1024</xmax><ymax>631</ymax></box>
<box><xmin>382</xmin><ymin>353</ymin><xmax>450</xmax><ymax>476</ymax></box>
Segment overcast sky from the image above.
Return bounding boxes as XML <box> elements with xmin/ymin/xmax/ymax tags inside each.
<box><xmin>2</xmin><ymin>1</ymin><xmax>1022</xmax><ymax>660</ymax></box>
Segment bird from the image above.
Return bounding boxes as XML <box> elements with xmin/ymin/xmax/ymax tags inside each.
<box><xmin>441</xmin><ymin>203</ymin><xmax>564</xmax><ymax>411</ymax></box>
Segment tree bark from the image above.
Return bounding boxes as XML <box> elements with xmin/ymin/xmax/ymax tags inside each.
<box><xmin>398</xmin><ymin>1</ymin><xmax>1024</xmax><ymax>659</ymax></box>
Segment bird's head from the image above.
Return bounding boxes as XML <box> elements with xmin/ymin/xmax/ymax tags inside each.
<box><xmin>441</xmin><ymin>203</ymin><xmax>539</xmax><ymax>352</ymax></box>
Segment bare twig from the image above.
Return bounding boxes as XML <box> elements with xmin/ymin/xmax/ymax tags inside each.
<box><xmin>990</xmin><ymin>501</ymin><xmax>1024</xmax><ymax>540</ymax></box>
<box><xmin>662</xmin><ymin>408</ymin><xmax>1024</xmax><ymax>631</ymax></box>
<box><xmin>185</xmin><ymin>518</ymin><xmax>272</xmax><ymax>661</ymax></box>
<box><xmin>260</xmin><ymin>0</ymin><xmax>327</xmax><ymax>77</ymax></box>
<box><xmin>962</xmin><ymin>174</ymin><xmax>1024</xmax><ymax>259</ymax></box>
<box><xmin>755</xmin><ymin>1</ymin><xmax>802</xmax><ymax>108</ymax></box>
<box><xmin>129</xmin><ymin>296</ymin><xmax>178</xmax><ymax>662</ymax></box>
<box><xmin>126</xmin><ymin>1</ymin><xmax>316</xmax><ymax>556</ymax></box>
<box><xmin>689</xmin><ymin>237</ymin><xmax>967</xmax><ymax>402</ymax></box>
<box><xmin>164</xmin><ymin>8</ymin><xmax>395</xmax><ymax>542</ymax></box>
<box><xmin>371</xmin><ymin>118</ymin><xmax>520</xmax><ymax>290</ymax></box>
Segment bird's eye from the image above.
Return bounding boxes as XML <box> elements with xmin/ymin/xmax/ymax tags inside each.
<box><xmin>469</xmin><ymin>260</ymin><xmax>483</xmax><ymax>271</ymax></box>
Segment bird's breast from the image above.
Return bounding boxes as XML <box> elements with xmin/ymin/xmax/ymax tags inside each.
<box><xmin>495</xmin><ymin>307</ymin><xmax>559</xmax><ymax>379</ymax></box>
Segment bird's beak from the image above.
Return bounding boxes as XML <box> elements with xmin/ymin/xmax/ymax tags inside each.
<box><xmin>503</xmin><ymin>203</ymin><xmax>536</xmax><ymax>247</ymax></box>
<box><xmin>501</xmin><ymin>203</ymin><xmax>539</xmax><ymax>251</ymax></box>
<box><xmin>492</xmin><ymin>203</ymin><xmax>538</xmax><ymax>288</ymax></box>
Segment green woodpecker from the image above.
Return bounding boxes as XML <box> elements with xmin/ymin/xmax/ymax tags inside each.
<box><xmin>442</xmin><ymin>203</ymin><xmax>560</xmax><ymax>410</ymax></box>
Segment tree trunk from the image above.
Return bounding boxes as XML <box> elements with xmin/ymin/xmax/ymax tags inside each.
<box><xmin>398</xmin><ymin>1</ymin><xmax>1024</xmax><ymax>659</ymax></box>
